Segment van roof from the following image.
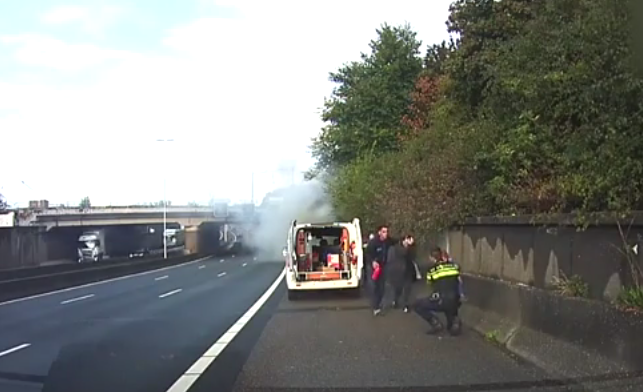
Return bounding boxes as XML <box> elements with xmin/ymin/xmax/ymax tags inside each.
<box><xmin>296</xmin><ymin>221</ymin><xmax>354</xmax><ymax>227</ymax></box>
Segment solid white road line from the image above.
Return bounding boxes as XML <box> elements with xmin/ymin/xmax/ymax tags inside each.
<box><xmin>0</xmin><ymin>343</ymin><xmax>31</xmax><ymax>358</ymax></box>
<box><xmin>159</xmin><ymin>289</ymin><xmax>182</xmax><ymax>298</ymax></box>
<box><xmin>198</xmin><ymin>265</ymin><xmax>206</xmax><ymax>269</ymax></box>
<box><xmin>155</xmin><ymin>275</ymin><xmax>169</xmax><ymax>281</ymax></box>
<box><xmin>0</xmin><ymin>256</ymin><xmax>212</xmax><ymax>307</ymax></box>
<box><xmin>165</xmin><ymin>268</ymin><xmax>285</xmax><ymax>392</ymax></box>
<box><xmin>60</xmin><ymin>294</ymin><xmax>94</xmax><ymax>305</ymax></box>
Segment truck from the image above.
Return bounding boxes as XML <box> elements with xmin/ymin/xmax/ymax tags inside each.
<box><xmin>77</xmin><ymin>225</ymin><xmax>182</xmax><ymax>263</ymax></box>
<box><xmin>283</xmin><ymin>218</ymin><xmax>364</xmax><ymax>300</ymax></box>
<box><xmin>76</xmin><ymin>227</ymin><xmax>140</xmax><ymax>263</ymax></box>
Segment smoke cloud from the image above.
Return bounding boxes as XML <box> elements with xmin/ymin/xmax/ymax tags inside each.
<box><xmin>249</xmin><ymin>179</ymin><xmax>334</xmax><ymax>261</ymax></box>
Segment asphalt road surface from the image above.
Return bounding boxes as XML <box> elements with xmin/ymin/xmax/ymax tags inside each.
<box><xmin>0</xmin><ymin>256</ymin><xmax>638</xmax><ymax>392</ymax></box>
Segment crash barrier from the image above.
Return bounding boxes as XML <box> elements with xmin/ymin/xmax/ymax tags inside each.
<box><xmin>0</xmin><ymin>253</ymin><xmax>204</xmax><ymax>303</ymax></box>
<box><xmin>460</xmin><ymin>274</ymin><xmax>643</xmax><ymax>385</ymax></box>
<box><xmin>0</xmin><ymin>247</ymin><xmax>187</xmax><ymax>282</ymax></box>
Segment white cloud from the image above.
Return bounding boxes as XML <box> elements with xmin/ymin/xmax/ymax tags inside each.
<box><xmin>1</xmin><ymin>34</ymin><xmax>134</xmax><ymax>71</ymax></box>
<box><xmin>0</xmin><ymin>0</ymin><xmax>454</xmax><ymax>206</ymax></box>
<box><xmin>40</xmin><ymin>5</ymin><xmax>125</xmax><ymax>34</ymax></box>
<box><xmin>41</xmin><ymin>6</ymin><xmax>89</xmax><ymax>24</ymax></box>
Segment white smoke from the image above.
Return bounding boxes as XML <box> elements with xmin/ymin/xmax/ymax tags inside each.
<box><xmin>249</xmin><ymin>179</ymin><xmax>334</xmax><ymax>261</ymax></box>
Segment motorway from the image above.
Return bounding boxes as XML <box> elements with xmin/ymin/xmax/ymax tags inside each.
<box><xmin>0</xmin><ymin>255</ymin><xmax>631</xmax><ymax>392</ymax></box>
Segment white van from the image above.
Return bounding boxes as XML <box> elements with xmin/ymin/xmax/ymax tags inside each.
<box><xmin>283</xmin><ymin>218</ymin><xmax>364</xmax><ymax>300</ymax></box>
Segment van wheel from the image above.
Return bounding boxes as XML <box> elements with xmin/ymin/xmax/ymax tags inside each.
<box><xmin>287</xmin><ymin>290</ymin><xmax>300</xmax><ymax>301</ymax></box>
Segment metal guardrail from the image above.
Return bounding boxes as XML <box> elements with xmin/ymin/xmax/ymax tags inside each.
<box><xmin>0</xmin><ymin>253</ymin><xmax>203</xmax><ymax>303</ymax></box>
<box><xmin>0</xmin><ymin>248</ymin><xmax>186</xmax><ymax>282</ymax></box>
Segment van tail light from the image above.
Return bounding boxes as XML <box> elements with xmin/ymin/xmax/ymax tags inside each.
<box><xmin>349</xmin><ymin>241</ymin><xmax>358</xmax><ymax>265</ymax></box>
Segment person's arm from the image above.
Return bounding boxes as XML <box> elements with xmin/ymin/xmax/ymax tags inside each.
<box><xmin>365</xmin><ymin>239</ymin><xmax>377</xmax><ymax>265</ymax></box>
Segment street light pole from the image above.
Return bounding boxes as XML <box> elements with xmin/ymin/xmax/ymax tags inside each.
<box><xmin>157</xmin><ymin>138</ymin><xmax>174</xmax><ymax>259</ymax></box>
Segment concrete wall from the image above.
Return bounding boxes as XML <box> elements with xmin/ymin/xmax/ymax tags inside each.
<box><xmin>0</xmin><ymin>227</ymin><xmax>48</xmax><ymax>269</ymax></box>
<box><xmin>446</xmin><ymin>218</ymin><xmax>643</xmax><ymax>301</ymax></box>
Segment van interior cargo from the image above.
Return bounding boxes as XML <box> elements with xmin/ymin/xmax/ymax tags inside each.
<box><xmin>294</xmin><ymin>226</ymin><xmax>352</xmax><ymax>281</ymax></box>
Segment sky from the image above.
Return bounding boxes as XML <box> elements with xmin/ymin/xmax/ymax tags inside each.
<box><xmin>0</xmin><ymin>0</ymin><xmax>453</xmax><ymax>207</ymax></box>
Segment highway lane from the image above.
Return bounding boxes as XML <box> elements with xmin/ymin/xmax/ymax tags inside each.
<box><xmin>0</xmin><ymin>254</ymin><xmax>284</xmax><ymax>392</ymax></box>
<box><xmin>2</xmin><ymin>257</ymin><xmax>636</xmax><ymax>392</ymax></box>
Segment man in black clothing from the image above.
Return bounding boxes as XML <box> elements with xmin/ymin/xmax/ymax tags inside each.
<box><xmin>413</xmin><ymin>248</ymin><xmax>463</xmax><ymax>335</ymax></box>
<box><xmin>387</xmin><ymin>235</ymin><xmax>416</xmax><ymax>313</ymax></box>
<box><xmin>364</xmin><ymin>225</ymin><xmax>392</xmax><ymax>316</ymax></box>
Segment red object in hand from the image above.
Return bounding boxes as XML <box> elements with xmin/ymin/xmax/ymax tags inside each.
<box><xmin>372</xmin><ymin>264</ymin><xmax>381</xmax><ymax>280</ymax></box>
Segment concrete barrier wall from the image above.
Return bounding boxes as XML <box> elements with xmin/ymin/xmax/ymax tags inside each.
<box><xmin>0</xmin><ymin>227</ymin><xmax>48</xmax><ymax>269</ymax></box>
<box><xmin>436</xmin><ymin>216</ymin><xmax>643</xmax><ymax>386</ymax></box>
<box><xmin>446</xmin><ymin>218</ymin><xmax>643</xmax><ymax>301</ymax></box>
<box><xmin>460</xmin><ymin>274</ymin><xmax>643</xmax><ymax>384</ymax></box>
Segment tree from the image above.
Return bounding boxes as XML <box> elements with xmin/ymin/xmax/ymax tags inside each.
<box><xmin>311</xmin><ymin>23</ymin><xmax>423</xmax><ymax>170</ymax></box>
<box><xmin>79</xmin><ymin>197</ymin><xmax>91</xmax><ymax>209</ymax></box>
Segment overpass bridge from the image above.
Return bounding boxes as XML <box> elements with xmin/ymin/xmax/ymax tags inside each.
<box><xmin>18</xmin><ymin>206</ymin><xmax>240</xmax><ymax>229</ymax></box>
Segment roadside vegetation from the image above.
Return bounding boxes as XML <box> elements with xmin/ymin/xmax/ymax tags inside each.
<box><xmin>308</xmin><ymin>0</ymin><xmax>643</xmax><ymax>305</ymax></box>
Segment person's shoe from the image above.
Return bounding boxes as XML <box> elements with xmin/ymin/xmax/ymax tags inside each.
<box><xmin>426</xmin><ymin>319</ymin><xmax>443</xmax><ymax>334</ymax></box>
<box><xmin>448</xmin><ymin>317</ymin><xmax>462</xmax><ymax>336</ymax></box>
<box><xmin>391</xmin><ymin>301</ymin><xmax>398</xmax><ymax>309</ymax></box>
<box><xmin>403</xmin><ymin>306</ymin><xmax>409</xmax><ymax>313</ymax></box>
<box><xmin>373</xmin><ymin>308</ymin><xmax>382</xmax><ymax>316</ymax></box>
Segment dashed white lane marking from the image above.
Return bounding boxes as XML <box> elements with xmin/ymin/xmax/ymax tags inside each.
<box><xmin>217</xmin><ymin>272</ymin><xmax>226</xmax><ymax>277</ymax></box>
<box><xmin>0</xmin><ymin>255</ymin><xmax>212</xmax><ymax>307</ymax></box>
<box><xmin>0</xmin><ymin>343</ymin><xmax>31</xmax><ymax>358</ymax></box>
<box><xmin>165</xmin><ymin>268</ymin><xmax>285</xmax><ymax>392</ymax></box>
<box><xmin>159</xmin><ymin>289</ymin><xmax>182</xmax><ymax>298</ymax></box>
<box><xmin>60</xmin><ymin>294</ymin><xmax>94</xmax><ymax>305</ymax></box>
<box><xmin>155</xmin><ymin>275</ymin><xmax>169</xmax><ymax>281</ymax></box>
<box><xmin>219</xmin><ymin>259</ymin><xmax>224</xmax><ymax>263</ymax></box>
<box><xmin>198</xmin><ymin>265</ymin><xmax>206</xmax><ymax>269</ymax></box>
<box><xmin>253</xmin><ymin>257</ymin><xmax>257</xmax><ymax>261</ymax></box>
<box><xmin>242</xmin><ymin>263</ymin><xmax>247</xmax><ymax>267</ymax></box>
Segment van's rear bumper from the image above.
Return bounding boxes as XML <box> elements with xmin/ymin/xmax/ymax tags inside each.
<box><xmin>286</xmin><ymin>275</ymin><xmax>360</xmax><ymax>290</ymax></box>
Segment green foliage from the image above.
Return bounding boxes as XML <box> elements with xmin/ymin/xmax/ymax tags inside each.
<box><xmin>315</xmin><ymin>0</ymin><xmax>643</xmax><ymax>240</ymax></box>
<box><xmin>552</xmin><ymin>271</ymin><xmax>590</xmax><ymax>298</ymax></box>
<box><xmin>617</xmin><ymin>287</ymin><xmax>643</xmax><ymax>310</ymax></box>
<box><xmin>79</xmin><ymin>197</ymin><xmax>91</xmax><ymax>209</ymax></box>
<box><xmin>311</xmin><ymin>24</ymin><xmax>423</xmax><ymax>170</ymax></box>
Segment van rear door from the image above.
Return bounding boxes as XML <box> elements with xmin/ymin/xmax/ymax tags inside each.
<box><xmin>351</xmin><ymin>218</ymin><xmax>363</xmax><ymax>280</ymax></box>
<box><xmin>285</xmin><ymin>220</ymin><xmax>296</xmax><ymax>271</ymax></box>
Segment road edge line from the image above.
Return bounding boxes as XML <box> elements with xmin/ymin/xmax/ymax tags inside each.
<box><xmin>165</xmin><ymin>267</ymin><xmax>286</xmax><ymax>392</ymax></box>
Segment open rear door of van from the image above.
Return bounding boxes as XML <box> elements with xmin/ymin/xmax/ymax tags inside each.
<box><xmin>285</xmin><ymin>220</ymin><xmax>296</xmax><ymax>271</ymax></box>
<box><xmin>351</xmin><ymin>218</ymin><xmax>363</xmax><ymax>282</ymax></box>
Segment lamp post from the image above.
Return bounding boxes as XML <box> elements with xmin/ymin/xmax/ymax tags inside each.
<box><xmin>156</xmin><ymin>138</ymin><xmax>174</xmax><ymax>259</ymax></box>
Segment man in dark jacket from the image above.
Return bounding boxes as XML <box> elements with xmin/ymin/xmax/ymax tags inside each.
<box><xmin>364</xmin><ymin>225</ymin><xmax>392</xmax><ymax>316</ymax></box>
<box><xmin>387</xmin><ymin>235</ymin><xmax>416</xmax><ymax>313</ymax></box>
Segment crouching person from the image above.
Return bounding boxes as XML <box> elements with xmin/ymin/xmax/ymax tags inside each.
<box><xmin>413</xmin><ymin>249</ymin><xmax>462</xmax><ymax>335</ymax></box>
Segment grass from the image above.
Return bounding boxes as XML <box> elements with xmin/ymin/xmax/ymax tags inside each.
<box><xmin>552</xmin><ymin>271</ymin><xmax>589</xmax><ymax>298</ymax></box>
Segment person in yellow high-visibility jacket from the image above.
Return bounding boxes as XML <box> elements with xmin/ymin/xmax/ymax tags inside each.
<box><xmin>412</xmin><ymin>248</ymin><xmax>463</xmax><ymax>335</ymax></box>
